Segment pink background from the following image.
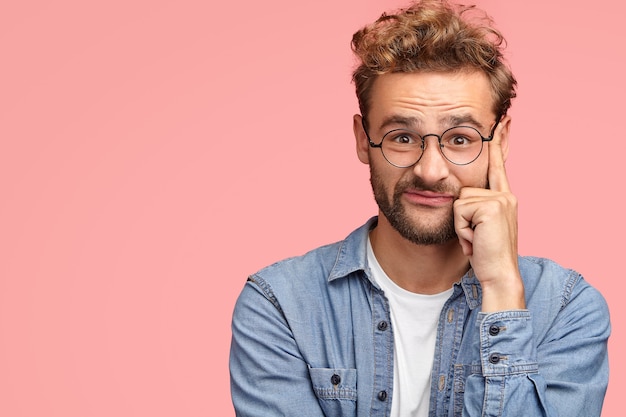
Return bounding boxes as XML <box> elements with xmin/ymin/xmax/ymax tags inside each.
<box><xmin>1</xmin><ymin>0</ymin><xmax>623</xmax><ymax>415</ymax></box>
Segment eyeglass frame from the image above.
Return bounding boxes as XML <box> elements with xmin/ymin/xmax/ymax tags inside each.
<box><xmin>361</xmin><ymin>115</ymin><xmax>502</xmax><ymax>167</ymax></box>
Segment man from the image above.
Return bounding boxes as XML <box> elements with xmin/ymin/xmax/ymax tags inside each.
<box><xmin>229</xmin><ymin>1</ymin><xmax>610</xmax><ymax>416</ymax></box>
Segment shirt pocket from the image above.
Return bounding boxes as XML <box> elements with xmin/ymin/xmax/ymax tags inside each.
<box><xmin>308</xmin><ymin>367</ymin><xmax>357</xmax><ymax>416</ymax></box>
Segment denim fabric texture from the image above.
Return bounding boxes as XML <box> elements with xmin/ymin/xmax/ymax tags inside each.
<box><xmin>230</xmin><ymin>217</ymin><xmax>610</xmax><ymax>416</ymax></box>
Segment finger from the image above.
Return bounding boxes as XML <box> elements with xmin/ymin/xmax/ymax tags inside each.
<box><xmin>488</xmin><ymin>120</ymin><xmax>511</xmax><ymax>193</ymax></box>
<box><xmin>457</xmin><ymin>234</ymin><xmax>473</xmax><ymax>256</ymax></box>
<box><xmin>453</xmin><ymin>200</ymin><xmax>475</xmax><ymax>256</ymax></box>
<box><xmin>458</xmin><ymin>186</ymin><xmax>494</xmax><ymax>200</ymax></box>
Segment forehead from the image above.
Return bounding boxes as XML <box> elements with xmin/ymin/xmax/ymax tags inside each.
<box><xmin>368</xmin><ymin>71</ymin><xmax>495</xmax><ymax>128</ymax></box>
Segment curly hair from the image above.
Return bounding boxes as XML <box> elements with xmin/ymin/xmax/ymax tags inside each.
<box><xmin>351</xmin><ymin>0</ymin><xmax>516</xmax><ymax>119</ymax></box>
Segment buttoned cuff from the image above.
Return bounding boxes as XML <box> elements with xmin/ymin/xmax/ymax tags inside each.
<box><xmin>477</xmin><ymin>310</ymin><xmax>538</xmax><ymax>376</ymax></box>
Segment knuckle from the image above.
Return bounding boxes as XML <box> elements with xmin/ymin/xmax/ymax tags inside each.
<box><xmin>500</xmin><ymin>193</ymin><xmax>517</xmax><ymax>209</ymax></box>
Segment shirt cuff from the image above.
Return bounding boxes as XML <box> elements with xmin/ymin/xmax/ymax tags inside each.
<box><xmin>477</xmin><ymin>310</ymin><xmax>539</xmax><ymax>376</ymax></box>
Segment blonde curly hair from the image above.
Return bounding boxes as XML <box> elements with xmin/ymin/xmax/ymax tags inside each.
<box><xmin>351</xmin><ymin>0</ymin><xmax>516</xmax><ymax>119</ymax></box>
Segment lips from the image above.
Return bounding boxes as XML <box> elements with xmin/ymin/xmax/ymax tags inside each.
<box><xmin>403</xmin><ymin>189</ymin><xmax>455</xmax><ymax>207</ymax></box>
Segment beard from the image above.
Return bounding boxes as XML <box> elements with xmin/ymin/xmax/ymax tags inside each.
<box><xmin>370</xmin><ymin>167</ymin><xmax>463</xmax><ymax>246</ymax></box>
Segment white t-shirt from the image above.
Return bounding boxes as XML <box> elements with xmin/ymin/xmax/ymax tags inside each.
<box><xmin>367</xmin><ymin>239</ymin><xmax>453</xmax><ymax>417</ymax></box>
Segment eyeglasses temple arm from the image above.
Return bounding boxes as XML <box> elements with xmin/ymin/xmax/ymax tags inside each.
<box><xmin>361</xmin><ymin>117</ymin><xmax>382</xmax><ymax>147</ymax></box>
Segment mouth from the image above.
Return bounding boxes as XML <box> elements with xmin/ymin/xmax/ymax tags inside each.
<box><xmin>403</xmin><ymin>189</ymin><xmax>455</xmax><ymax>207</ymax></box>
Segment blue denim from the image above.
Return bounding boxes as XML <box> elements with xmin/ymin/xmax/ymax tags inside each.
<box><xmin>230</xmin><ymin>217</ymin><xmax>610</xmax><ymax>416</ymax></box>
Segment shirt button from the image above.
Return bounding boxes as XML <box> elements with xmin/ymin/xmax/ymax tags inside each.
<box><xmin>330</xmin><ymin>374</ymin><xmax>341</xmax><ymax>385</ymax></box>
<box><xmin>377</xmin><ymin>390</ymin><xmax>388</xmax><ymax>401</ymax></box>
<box><xmin>489</xmin><ymin>325</ymin><xmax>500</xmax><ymax>336</ymax></box>
<box><xmin>377</xmin><ymin>321</ymin><xmax>388</xmax><ymax>331</ymax></box>
<box><xmin>447</xmin><ymin>309</ymin><xmax>454</xmax><ymax>323</ymax></box>
<box><xmin>489</xmin><ymin>353</ymin><xmax>501</xmax><ymax>364</ymax></box>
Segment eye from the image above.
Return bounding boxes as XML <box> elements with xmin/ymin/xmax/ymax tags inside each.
<box><xmin>449</xmin><ymin>135</ymin><xmax>471</xmax><ymax>146</ymax></box>
<box><xmin>386</xmin><ymin>130</ymin><xmax>419</xmax><ymax>145</ymax></box>
<box><xmin>443</xmin><ymin>127</ymin><xmax>481</xmax><ymax>148</ymax></box>
<box><xmin>395</xmin><ymin>134</ymin><xmax>413</xmax><ymax>144</ymax></box>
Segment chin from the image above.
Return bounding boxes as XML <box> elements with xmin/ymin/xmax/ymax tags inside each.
<box><xmin>390</xmin><ymin>215</ymin><xmax>457</xmax><ymax>246</ymax></box>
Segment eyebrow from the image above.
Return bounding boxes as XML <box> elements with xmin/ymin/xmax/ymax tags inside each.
<box><xmin>440</xmin><ymin>114</ymin><xmax>485</xmax><ymax>130</ymax></box>
<box><xmin>378</xmin><ymin>113</ymin><xmax>486</xmax><ymax>132</ymax></box>
<box><xmin>379</xmin><ymin>115</ymin><xmax>422</xmax><ymax>131</ymax></box>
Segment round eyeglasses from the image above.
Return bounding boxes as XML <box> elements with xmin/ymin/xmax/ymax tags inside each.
<box><xmin>363</xmin><ymin>118</ymin><xmax>500</xmax><ymax>167</ymax></box>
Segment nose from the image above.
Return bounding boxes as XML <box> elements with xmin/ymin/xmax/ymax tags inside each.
<box><xmin>412</xmin><ymin>135</ymin><xmax>450</xmax><ymax>184</ymax></box>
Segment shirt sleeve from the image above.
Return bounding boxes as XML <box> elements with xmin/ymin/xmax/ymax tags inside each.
<box><xmin>229</xmin><ymin>277</ymin><xmax>326</xmax><ymax>417</ymax></box>
<box><xmin>463</xmin><ymin>280</ymin><xmax>610</xmax><ymax>416</ymax></box>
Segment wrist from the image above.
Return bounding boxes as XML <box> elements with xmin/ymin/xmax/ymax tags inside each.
<box><xmin>480</xmin><ymin>275</ymin><xmax>526</xmax><ymax>312</ymax></box>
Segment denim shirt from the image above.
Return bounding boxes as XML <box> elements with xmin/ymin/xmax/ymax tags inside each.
<box><xmin>230</xmin><ymin>218</ymin><xmax>610</xmax><ymax>416</ymax></box>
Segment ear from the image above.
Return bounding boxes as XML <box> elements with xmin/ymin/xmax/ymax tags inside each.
<box><xmin>497</xmin><ymin>114</ymin><xmax>512</xmax><ymax>162</ymax></box>
<box><xmin>353</xmin><ymin>114</ymin><xmax>371</xmax><ymax>164</ymax></box>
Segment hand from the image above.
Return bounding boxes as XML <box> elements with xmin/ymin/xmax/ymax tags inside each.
<box><xmin>453</xmin><ymin>121</ymin><xmax>525</xmax><ymax>312</ymax></box>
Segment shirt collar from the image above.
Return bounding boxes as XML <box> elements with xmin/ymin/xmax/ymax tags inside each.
<box><xmin>328</xmin><ymin>217</ymin><xmax>377</xmax><ymax>283</ymax></box>
<box><xmin>459</xmin><ymin>270</ymin><xmax>482</xmax><ymax>310</ymax></box>
<box><xmin>328</xmin><ymin>216</ymin><xmax>483</xmax><ymax>309</ymax></box>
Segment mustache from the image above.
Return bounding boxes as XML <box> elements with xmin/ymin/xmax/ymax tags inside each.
<box><xmin>395</xmin><ymin>177</ymin><xmax>459</xmax><ymax>197</ymax></box>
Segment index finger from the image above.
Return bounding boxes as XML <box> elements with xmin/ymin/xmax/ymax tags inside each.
<box><xmin>487</xmin><ymin>118</ymin><xmax>511</xmax><ymax>193</ymax></box>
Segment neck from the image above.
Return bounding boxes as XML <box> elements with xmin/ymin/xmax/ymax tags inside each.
<box><xmin>369</xmin><ymin>216</ymin><xmax>469</xmax><ymax>294</ymax></box>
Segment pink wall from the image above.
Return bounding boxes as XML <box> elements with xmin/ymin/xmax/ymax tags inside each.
<box><xmin>1</xmin><ymin>0</ymin><xmax>623</xmax><ymax>415</ymax></box>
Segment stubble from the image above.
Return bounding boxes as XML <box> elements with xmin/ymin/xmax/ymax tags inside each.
<box><xmin>370</xmin><ymin>167</ymin><xmax>460</xmax><ymax>246</ymax></box>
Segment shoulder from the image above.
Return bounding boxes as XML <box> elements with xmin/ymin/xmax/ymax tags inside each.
<box><xmin>519</xmin><ymin>256</ymin><xmax>605</xmax><ymax>305</ymax></box>
<box><xmin>247</xmin><ymin>218</ymin><xmax>375</xmax><ymax>299</ymax></box>
<box><xmin>231</xmin><ymin>240</ymin><xmax>350</xmax><ymax>333</ymax></box>
<box><xmin>519</xmin><ymin>256</ymin><xmax>609</xmax><ymax>334</ymax></box>
<box><xmin>233</xmin><ymin>233</ymin><xmax>373</xmax><ymax>333</ymax></box>
<box><xmin>250</xmin><ymin>240</ymin><xmax>344</xmax><ymax>293</ymax></box>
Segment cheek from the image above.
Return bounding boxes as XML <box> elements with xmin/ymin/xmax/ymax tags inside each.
<box><xmin>370</xmin><ymin>156</ymin><xmax>401</xmax><ymax>182</ymax></box>
<box><xmin>370</xmin><ymin>161</ymin><xmax>410</xmax><ymax>196</ymax></box>
<box><xmin>452</xmin><ymin>162</ymin><xmax>489</xmax><ymax>189</ymax></box>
